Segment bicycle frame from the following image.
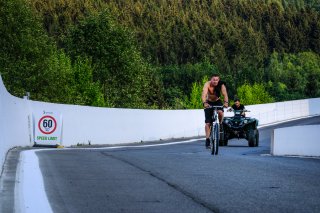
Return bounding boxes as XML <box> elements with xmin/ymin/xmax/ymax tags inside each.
<box><xmin>208</xmin><ymin>105</ymin><xmax>224</xmax><ymax>155</ymax></box>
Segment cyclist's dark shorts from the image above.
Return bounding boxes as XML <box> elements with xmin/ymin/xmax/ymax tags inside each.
<box><xmin>204</xmin><ymin>99</ymin><xmax>224</xmax><ymax>123</ymax></box>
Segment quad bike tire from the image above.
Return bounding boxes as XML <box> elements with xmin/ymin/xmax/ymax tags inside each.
<box><xmin>219</xmin><ymin>125</ymin><xmax>228</xmax><ymax>146</ymax></box>
<box><xmin>255</xmin><ymin>129</ymin><xmax>259</xmax><ymax>147</ymax></box>
<box><xmin>219</xmin><ymin>138</ymin><xmax>228</xmax><ymax>146</ymax></box>
<box><xmin>248</xmin><ymin>129</ymin><xmax>259</xmax><ymax>147</ymax></box>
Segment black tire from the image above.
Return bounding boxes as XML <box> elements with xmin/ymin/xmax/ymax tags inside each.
<box><xmin>220</xmin><ymin>139</ymin><xmax>228</xmax><ymax>146</ymax></box>
<box><xmin>255</xmin><ymin>129</ymin><xmax>259</xmax><ymax>147</ymax></box>
<box><xmin>209</xmin><ymin>125</ymin><xmax>214</xmax><ymax>152</ymax></box>
<box><xmin>215</xmin><ymin>124</ymin><xmax>220</xmax><ymax>154</ymax></box>
<box><xmin>248</xmin><ymin>129</ymin><xmax>258</xmax><ymax>147</ymax></box>
<box><xmin>211</xmin><ymin>123</ymin><xmax>219</xmax><ymax>155</ymax></box>
<box><xmin>219</xmin><ymin>137</ymin><xmax>228</xmax><ymax>146</ymax></box>
<box><xmin>219</xmin><ymin>127</ymin><xmax>227</xmax><ymax>146</ymax></box>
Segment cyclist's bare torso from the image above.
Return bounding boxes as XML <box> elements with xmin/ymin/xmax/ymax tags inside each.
<box><xmin>203</xmin><ymin>81</ymin><xmax>220</xmax><ymax>102</ymax></box>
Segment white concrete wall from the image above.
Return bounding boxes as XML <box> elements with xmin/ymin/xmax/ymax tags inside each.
<box><xmin>1</xmin><ymin>74</ymin><xmax>320</xmax><ymax>170</ymax></box>
<box><xmin>29</xmin><ymin>101</ymin><xmax>204</xmax><ymax>145</ymax></box>
<box><xmin>242</xmin><ymin>99</ymin><xmax>312</xmax><ymax>125</ymax></box>
<box><xmin>272</xmin><ymin>125</ymin><xmax>320</xmax><ymax>157</ymax></box>
<box><xmin>0</xmin><ymin>77</ymin><xmax>32</xmax><ymax>172</ymax></box>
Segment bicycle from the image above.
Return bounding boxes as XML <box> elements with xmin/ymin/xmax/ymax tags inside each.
<box><xmin>207</xmin><ymin>105</ymin><xmax>225</xmax><ymax>155</ymax></box>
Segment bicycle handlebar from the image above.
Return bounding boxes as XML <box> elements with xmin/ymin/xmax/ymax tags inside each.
<box><xmin>206</xmin><ymin>105</ymin><xmax>226</xmax><ymax>110</ymax></box>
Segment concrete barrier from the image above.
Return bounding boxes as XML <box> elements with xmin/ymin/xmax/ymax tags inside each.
<box><xmin>0</xmin><ymin>78</ymin><xmax>31</xmax><ymax>174</ymax></box>
<box><xmin>1</xmin><ymin>74</ymin><xmax>320</xmax><ymax>172</ymax></box>
<box><xmin>272</xmin><ymin>125</ymin><xmax>320</xmax><ymax>157</ymax></box>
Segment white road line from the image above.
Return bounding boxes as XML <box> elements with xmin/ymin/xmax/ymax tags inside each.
<box><xmin>70</xmin><ymin>138</ymin><xmax>203</xmax><ymax>150</ymax></box>
<box><xmin>15</xmin><ymin>150</ymin><xmax>53</xmax><ymax>213</ymax></box>
<box><xmin>14</xmin><ymin>138</ymin><xmax>202</xmax><ymax>212</ymax></box>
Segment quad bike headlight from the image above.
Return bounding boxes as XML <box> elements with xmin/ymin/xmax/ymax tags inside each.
<box><xmin>244</xmin><ymin>119</ymin><xmax>248</xmax><ymax>124</ymax></box>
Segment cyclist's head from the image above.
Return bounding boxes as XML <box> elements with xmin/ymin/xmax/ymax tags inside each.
<box><xmin>210</xmin><ymin>74</ymin><xmax>220</xmax><ymax>86</ymax></box>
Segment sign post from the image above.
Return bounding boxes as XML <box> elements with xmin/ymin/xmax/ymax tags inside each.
<box><xmin>33</xmin><ymin>111</ymin><xmax>63</xmax><ymax>147</ymax></box>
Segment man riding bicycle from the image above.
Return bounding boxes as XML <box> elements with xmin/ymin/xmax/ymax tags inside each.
<box><xmin>202</xmin><ymin>74</ymin><xmax>229</xmax><ymax>148</ymax></box>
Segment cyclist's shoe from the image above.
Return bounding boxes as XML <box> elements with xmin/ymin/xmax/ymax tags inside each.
<box><xmin>205</xmin><ymin>138</ymin><xmax>210</xmax><ymax>148</ymax></box>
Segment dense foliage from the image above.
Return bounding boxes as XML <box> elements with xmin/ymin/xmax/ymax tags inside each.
<box><xmin>63</xmin><ymin>12</ymin><xmax>154</xmax><ymax>108</ymax></box>
<box><xmin>0</xmin><ymin>0</ymin><xmax>104</xmax><ymax>105</ymax></box>
<box><xmin>1</xmin><ymin>0</ymin><xmax>319</xmax><ymax>108</ymax></box>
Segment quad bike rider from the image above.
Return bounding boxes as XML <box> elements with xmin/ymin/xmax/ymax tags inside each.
<box><xmin>220</xmin><ymin>98</ymin><xmax>259</xmax><ymax>147</ymax></box>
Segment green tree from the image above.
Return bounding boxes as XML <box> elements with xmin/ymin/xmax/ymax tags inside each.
<box><xmin>2</xmin><ymin>0</ymin><xmax>320</xmax><ymax>108</ymax></box>
<box><xmin>185</xmin><ymin>76</ymin><xmax>208</xmax><ymax>109</ymax></box>
<box><xmin>64</xmin><ymin>11</ymin><xmax>153</xmax><ymax>108</ymax></box>
<box><xmin>159</xmin><ymin>61</ymin><xmax>221</xmax><ymax>108</ymax></box>
<box><xmin>71</xmin><ymin>57</ymin><xmax>105</xmax><ymax>107</ymax></box>
<box><xmin>0</xmin><ymin>0</ymin><xmax>53</xmax><ymax>97</ymax></box>
<box><xmin>236</xmin><ymin>83</ymin><xmax>274</xmax><ymax>105</ymax></box>
<box><xmin>41</xmin><ymin>50</ymin><xmax>105</xmax><ymax>106</ymax></box>
<box><xmin>266</xmin><ymin>51</ymin><xmax>320</xmax><ymax>100</ymax></box>
<box><xmin>0</xmin><ymin>0</ymin><xmax>105</xmax><ymax>106</ymax></box>
<box><xmin>298</xmin><ymin>52</ymin><xmax>320</xmax><ymax>97</ymax></box>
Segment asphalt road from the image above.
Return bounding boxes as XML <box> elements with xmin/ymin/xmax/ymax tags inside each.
<box><xmin>33</xmin><ymin>116</ymin><xmax>320</xmax><ymax>213</ymax></box>
<box><xmin>1</xmin><ymin>116</ymin><xmax>320</xmax><ymax>213</ymax></box>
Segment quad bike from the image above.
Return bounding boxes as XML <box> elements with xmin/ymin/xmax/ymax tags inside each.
<box><xmin>220</xmin><ymin>109</ymin><xmax>259</xmax><ymax>147</ymax></box>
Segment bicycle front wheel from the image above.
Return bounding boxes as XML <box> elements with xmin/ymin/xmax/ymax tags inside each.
<box><xmin>210</xmin><ymin>123</ymin><xmax>219</xmax><ymax>155</ymax></box>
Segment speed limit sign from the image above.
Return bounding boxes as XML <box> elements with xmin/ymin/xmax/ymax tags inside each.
<box><xmin>34</xmin><ymin>111</ymin><xmax>62</xmax><ymax>146</ymax></box>
<box><xmin>38</xmin><ymin>115</ymin><xmax>57</xmax><ymax>134</ymax></box>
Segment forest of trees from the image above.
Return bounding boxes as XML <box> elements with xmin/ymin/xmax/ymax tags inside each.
<box><xmin>0</xmin><ymin>0</ymin><xmax>319</xmax><ymax>109</ymax></box>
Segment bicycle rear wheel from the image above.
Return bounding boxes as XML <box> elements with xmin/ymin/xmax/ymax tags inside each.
<box><xmin>210</xmin><ymin>123</ymin><xmax>219</xmax><ymax>155</ymax></box>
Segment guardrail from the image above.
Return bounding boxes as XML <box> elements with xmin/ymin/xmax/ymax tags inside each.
<box><xmin>1</xmin><ymin>74</ymin><xmax>320</xmax><ymax>172</ymax></box>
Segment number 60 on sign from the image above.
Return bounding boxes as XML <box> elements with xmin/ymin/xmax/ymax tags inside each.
<box><xmin>38</xmin><ymin>115</ymin><xmax>57</xmax><ymax>134</ymax></box>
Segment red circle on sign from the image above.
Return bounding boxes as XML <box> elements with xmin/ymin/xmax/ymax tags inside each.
<box><xmin>38</xmin><ymin>115</ymin><xmax>57</xmax><ymax>134</ymax></box>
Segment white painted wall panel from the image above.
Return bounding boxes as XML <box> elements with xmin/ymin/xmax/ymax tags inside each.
<box><xmin>272</xmin><ymin>125</ymin><xmax>320</xmax><ymax>156</ymax></box>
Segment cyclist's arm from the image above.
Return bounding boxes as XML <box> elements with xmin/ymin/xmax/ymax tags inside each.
<box><xmin>221</xmin><ymin>84</ymin><xmax>229</xmax><ymax>107</ymax></box>
<box><xmin>201</xmin><ymin>82</ymin><xmax>209</xmax><ymax>107</ymax></box>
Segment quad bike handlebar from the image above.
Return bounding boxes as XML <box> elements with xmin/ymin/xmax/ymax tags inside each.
<box><xmin>227</xmin><ymin>108</ymin><xmax>250</xmax><ymax>113</ymax></box>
